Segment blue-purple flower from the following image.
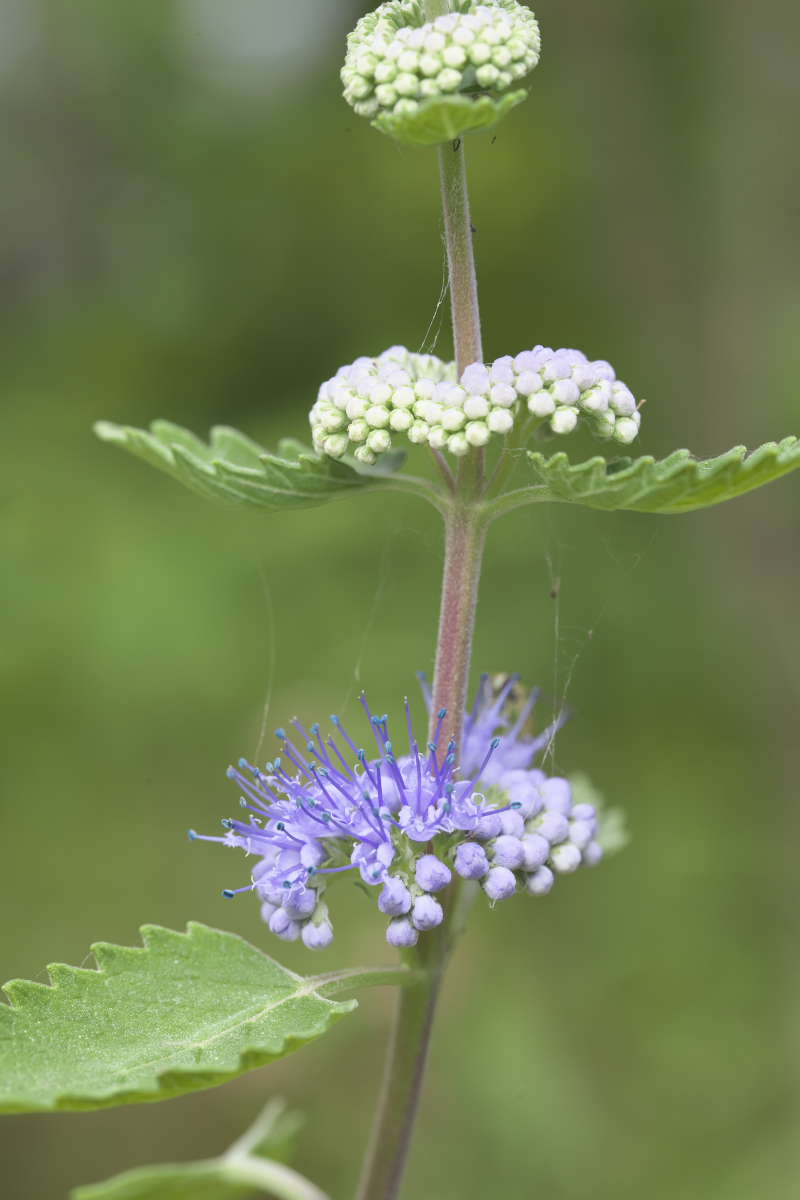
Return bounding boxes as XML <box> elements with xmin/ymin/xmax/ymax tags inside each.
<box><xmin>190</xmin><ymin>675</ymin><xmax>606</xmax><ymax>948</ymax></box>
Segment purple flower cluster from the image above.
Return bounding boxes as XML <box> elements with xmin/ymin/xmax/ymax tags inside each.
<box><xmin>190</xmin><ymin>676</ymin><xmax>605</xmax><ymax>949</ymax></box>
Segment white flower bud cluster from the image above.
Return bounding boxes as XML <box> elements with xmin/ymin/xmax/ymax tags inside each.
<box><xmin>310</xmin><ymin>345</ymin><xmax>643</xmax><ymax>463</ymax></box>
<box><xmin>342</xmin><ymin>1</ymin><xmax>541</xmax><ymax>122</ymax></box>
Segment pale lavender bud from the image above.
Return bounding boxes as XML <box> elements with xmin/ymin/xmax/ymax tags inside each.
<box><xmin>282</xmin><ymin>886</ymin><xmax>317</xmax><ymax>920</ymax></box>
<box><xmin>551</xmin><ymin>842</ymin><xmax>582</xmax><ymax>874</ymax></box>
<box><xmin>475</xmin><ymin>812</ymin><xmax>503</xmax><ymax>840</ymax></box>
<box><xmin>483</xmin><ymin>865</ymin><xmax>518</xmax><ymax>901</ymax></box>
<box><xmin>583</xmin><ymin>841</ymin><xmax>604</xmax><ymax>867</ymax></box>
<box><xmin>415</xmin><ymin>854</ymin><xmax>452</xmax><ymax>893</ymax></box>
<box><xmin>454</xmin><ymin>841</ymin><xmax>489</xmax><ymax>879</ymax></box>
<box><xmin>526</xmin><ymin>865</ymin><xmax>555</xmax><ymax>895</ymax></box>
<box><xmin>378</xmin><ymin>875</ymin><xmax>412</xmax><ymax>916</ymax></box>
<box><xmin>386</xmin><ymin>917</ymin><xmax>419</xmax><ymax>948</ymax></box>
<box><xmin>302</xmin><ymin>919</ymin><xmax>334</xmax><ymax>949</ymax></box>
<box><xmin>269</xmin><ymin>907</ymin><xmax>302</xmax><ymax>941</ymax></box>
<box><xmin>411</xmin><ymin>894</ymin><xmax>444</xmax><ymax>931</ymax></box>
<box><xmin>536</xmin><ymin>811</ymin><xmax>570</xmax><ymax>844</ymax></box>
<box><xmin>491</xmin><ymin>834</ymin><xmax>525</xmax><ymax>869</ymax></box>
<box><xmin>568</xmin><ymin>820</ymin><xmax>595</xmax><ymax>850</ymax></box>
<box><xmin>260</xmin><ymin>900</ymin><xmax>279</xmax><ymax>924</ymax></box>
<box><xmin>499</xmin><ymin>810</ymin><xmax>525</xmax><ymax>838</ymax></box>
<box><xmin>541</xmin><ymin>777</ymin><xmax>572</xmax><ymax>814</ymax></box>
<box><xmin>572</xmin><ymin>803</ymin><xmax>597</xmax><ymax>823</ymax></box>
<box><xmin>521</xmin><ymin>832</ymin><xmax>550</xmax><ymax>871</ymax></box>
<box><xmin>505</xmin><ymin>777</ymin><xmax>543</xmax><ymax>818</ymax></box>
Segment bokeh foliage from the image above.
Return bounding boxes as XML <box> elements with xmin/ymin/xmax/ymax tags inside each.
<box><xmin>1</xmin><ymin>1</ymin><xmax>799</xmax><ymax>1197</ymax></box>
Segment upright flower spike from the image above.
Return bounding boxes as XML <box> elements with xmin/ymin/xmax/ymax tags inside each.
<box><xmin>342</xmin><ymin>1</ymin><xmax>541</xmax><ymax>146</ymax></box>
<box><xmin>310</xmin><ymin>345</ymin><xmax>643</xmax><ymax>465</ymax></box>
<box><xmin>190</xmin><ymin>677</ymin><xmax>614</xmax><ymax>949</ymax></box>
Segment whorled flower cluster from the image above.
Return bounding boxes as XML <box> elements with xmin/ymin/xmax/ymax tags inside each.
<box><xmin>310</xmin><ymin>345</ymin><xmax>642</xmax><ymax>464</ymax></box>
<box><xmin>190</xmin><ymin>676</ymin><xmax>606</xmax><ymax>949</ymax></box>
<box><xmin>342</xmin><ymin>1</ymin><xmax>541</xmax><ymax>123</ymax></box>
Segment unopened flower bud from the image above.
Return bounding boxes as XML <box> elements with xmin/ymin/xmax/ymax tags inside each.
<box><xmin>491</xmin><ymin>834</ymin><xmax>525</xmax><ymax>869</ymax></box>
<box><xmin>415</xmin><ymin>854</ymin><xmax>452</xmax><ymax>893</ymax></box>
<box><xmin>411</xmin><ymin>894</ymin><xmax>444</xmax><ymax>931</ymax></box>
<box><xmin>386</xmin><ymin>916</ymin><xmax>419</xmax><ymax>948</ymax></box>
<box><xmin>525</xmin><ymin>865</ymin><xmax>555</xmax><ymax>895</ymax></box>
<box><xmin>454</xmin><ymin>841</ymin><xmax>490</xmax><ymax>879</ymax></box>
<box><xmin>551</xmin><ymin>842</ymin><xmax>582</xmax><ymax>874</ymax></box>
<box><xmin>521</xmin><ymin>832</ymin><xmax>550</xmax><ymax>871</ymax></box>
<box><xmin>536</xmin><ymin>811</ymin><xmax>570</xmax><ymax>844</ymax></box>
<box><xmin>483</xmin><ymin>865</ymin><xmax>517</xmax><ymax>901</ymax></box>
<box><xmin>302</xmin><ymin>919</ymin><xmax>334</xmax><ymax>949</ymax></box>
<box><xmin>378</xmin><ymin>875</ymin><xmax>413</xmax><ymax>916</ymax></box>
<box><xmin>269</xmin><ymin>907</ymin><xmax>302</xmax><ymax>941</ymax></box>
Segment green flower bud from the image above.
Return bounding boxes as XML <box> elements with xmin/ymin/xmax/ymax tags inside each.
<box><xmin>342</xmin><ymin>1</ymin><xmax>542</xmax><ymax>147</ymax></box>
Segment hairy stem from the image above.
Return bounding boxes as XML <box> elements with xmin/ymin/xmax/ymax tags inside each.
<box><xmin>429</xmin><ymin>501</ymin><xmax>488</xmax><ymax>752</ymax></box>
<box><xmin>356</xmin><ymin>8</ymin><xmax>488</xmax><ymax>1198</ymax></box>
<box><xmin>355</xmin><ymin>943</ymin><xmax>444</xmax><ymax>1200</ymax></box>
<box><xmin>438</xmin><ymin>138</ymin><xmax>483</xmax><ymax>376</ymax></box>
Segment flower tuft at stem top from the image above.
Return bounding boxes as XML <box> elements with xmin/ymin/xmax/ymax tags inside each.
<box><xmin>342</xmin><ymin>1</ymin><xmax>541</xmax><ymax>145</ymax></box>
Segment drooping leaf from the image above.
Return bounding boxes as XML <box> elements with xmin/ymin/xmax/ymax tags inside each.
<box><xmin>94</xmin><ymin>421</ymin><xmax>404</xmax><ymax>511</ymax></box>
<box><xmin>372</xmin><ymin>90</ymin><xmax>527</xmax><ymax>146</ymax></box>
<box><xmin>526</xmin><ymin>438</ymin><xmax>800</xmax><ymax>514</ymax></box>
<box><xmin>0</xmin><ymin>923</ymin><xmax>355</xmax><ymax>1113</ymax></box>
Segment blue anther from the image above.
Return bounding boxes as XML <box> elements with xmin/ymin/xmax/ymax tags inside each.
<box><xmin>222</xmin><ymin>889</ymin><xmax>235</xmax><ymax>899</ymax></box>
<box><xmin>188</xmin><ymin>829</ymin><xmax>198</xmax><ymax>840</ymax></box>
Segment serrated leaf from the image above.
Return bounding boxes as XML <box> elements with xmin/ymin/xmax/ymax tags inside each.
<box><xmin>0</xmin><ymin>923</ymin><xmax>355</xmax><ymax>1113</ymax></box>
<box><xmin>94</xmin><ymin>421</ymin><xmax>401</xmax><ymax>511</ymax></box>
<box><xmin>372</xmin><ymin>90</ymin><xmax>527</xmax><ymax>146</ymax></box>
<box><xmin>527</xmin><ymin>438</ymin><xmax>800</xmax><ymax>513</ymax></box>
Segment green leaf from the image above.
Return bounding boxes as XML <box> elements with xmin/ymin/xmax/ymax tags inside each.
<box><xmin>0</xmin><ymin>923</ymin><xmax>355</xmax><ymax>1113</ymax></box>
<box><xmin>372</xmin><ymin>90</ymin><xmax>527</xmax><ymax>146</ymax></box>
<box><xmin>71</xmin><ymin>1098</ymin><xmax>328</xmax><ymax>1200</ymax></box>
<box><xmin>71</xmin><ymin>1158</ymin><xmax>327</xmax><ymax>1200</ymax></box>
<box><xmin>73</xmin><ymin>1161</ymin><xmax>275</xmax><ymax>1200</ymax></box>
<box><xmin>526</xmin><ymin>438</ymin><xmax>800</xmax><ymax>514</ymax></box>
<box><xmin>94</xmin><ymin>421</ymin><xmax>404</xmax><ymax>511</ymax></box>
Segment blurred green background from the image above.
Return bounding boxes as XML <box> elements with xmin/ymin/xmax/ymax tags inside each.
<box><xmin>2</xmin><ymin>1</ymin><xmax>799</xmax><ymax>1197</ymax></box>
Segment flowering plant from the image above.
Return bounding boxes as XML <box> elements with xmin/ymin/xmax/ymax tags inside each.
<box><xmin>2</xmin><ymin>4</ymin><xmax>797</xmax><ymax>1199</ymax></box>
